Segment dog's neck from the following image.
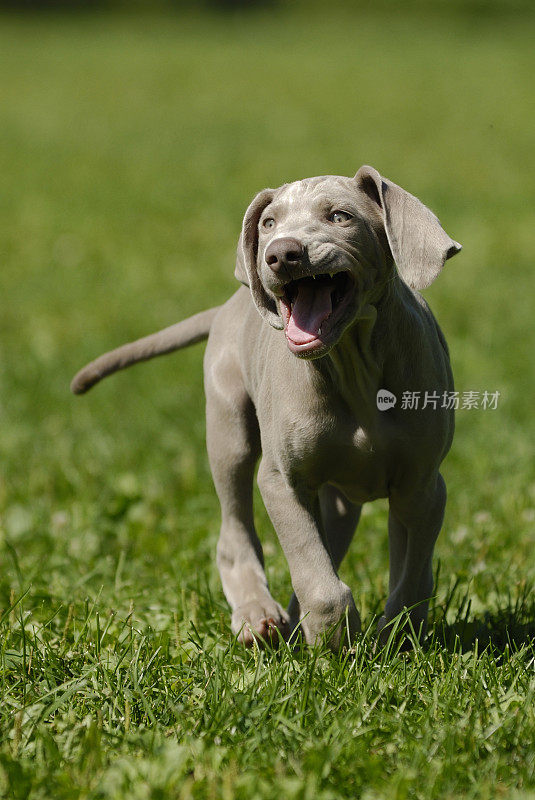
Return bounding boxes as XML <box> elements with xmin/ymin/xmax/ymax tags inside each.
<box><xmin>309</xmin><ymin>277</ymin><xmax>406</xmax><ymax>423</ymax></box>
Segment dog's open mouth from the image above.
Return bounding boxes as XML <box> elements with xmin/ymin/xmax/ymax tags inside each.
<box><xmin>279</xmin><ymin>271</ymin><xmax>355</xmax><ymax>356</ymax></box>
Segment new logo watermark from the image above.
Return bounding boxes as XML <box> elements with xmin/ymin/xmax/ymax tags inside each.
<box><xmin>376</xmin><ymin>389</ymin><xmax>397</xmax><ymax>410</ymax></box>
<box><xmin>376</xmin><ymin>390</ymin><xmax>501</xmax><ymax>411</ymax></box>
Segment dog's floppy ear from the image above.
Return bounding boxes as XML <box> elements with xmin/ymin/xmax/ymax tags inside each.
<box><xmin>235</xmin><ymin>188</ymin><xmax>283</xmax><ymax>329</ymax></box>
<box><xmin>355</xmin><ymin>165</ymin><xmax>461</xmax><ymax>290</ymax></box>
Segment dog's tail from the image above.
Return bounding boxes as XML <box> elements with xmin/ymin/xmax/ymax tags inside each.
<box><xmin>71</xmin><ymin>306</ymin><xmax>221</xmax><ymax>395</ymax></box>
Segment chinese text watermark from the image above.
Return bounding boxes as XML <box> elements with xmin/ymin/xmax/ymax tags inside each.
<box><xmin>376</xmin><ymin>389</ymin><xmax>501</xmax><ymax>411</ymax></box>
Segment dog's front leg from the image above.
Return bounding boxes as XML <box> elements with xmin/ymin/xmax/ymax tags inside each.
<box><xmin>257</xmin><ymin>461</ymin><xmax>361</xmax><ymax>651</ymax></box>
<box><xmin>287</xmin><ymin>485</ymin><xmax>361</xmax><ymax>632</ymax></box>
<box><xmin>378</xmin><ymin>472</ymin><xmax>447</xmax><ymax>646</ymax></box>
<box><xmin>205</xmin><ymin>350</ymin><xmax>290</xmax><ymax>648</ymax></box>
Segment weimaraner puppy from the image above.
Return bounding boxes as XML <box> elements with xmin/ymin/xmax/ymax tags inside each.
<box><xmin>72</xmin><ymin>166</ymin><xmax>461</xmax><ymax>650</ymax></box>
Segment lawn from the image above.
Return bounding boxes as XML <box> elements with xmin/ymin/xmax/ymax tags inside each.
<box><xmin>0</xmin><ymin>6</ymin><xmax>534</xmax><ymax>798</ymax></box>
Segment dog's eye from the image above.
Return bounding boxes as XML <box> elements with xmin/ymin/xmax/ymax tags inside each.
<box><xmin>329</xmin><ymin>210</ymin><xmax>352</xmax><ymax>224</ymax></box>
<box><xmin>262</xmin><ymin>218</ymin><xmax>275</xmax><ymax>230</ymax></box>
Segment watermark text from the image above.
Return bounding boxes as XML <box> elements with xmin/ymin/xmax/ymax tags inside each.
<box><xmin>376</xmin><ymin>390</ymin><xmax>501</xmax><ymax>411</ymax></box>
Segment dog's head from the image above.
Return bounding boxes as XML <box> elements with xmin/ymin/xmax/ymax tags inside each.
<box><xmin>235</xmin><ymin>166</ymin><xmax>461</xmax><ymax>358</ymax></box>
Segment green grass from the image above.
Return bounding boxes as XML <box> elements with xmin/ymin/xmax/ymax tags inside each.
<box><xmin>1</xmin><ymin>7</ymin><xmax>535</xmax><ymax>798</ymax></box>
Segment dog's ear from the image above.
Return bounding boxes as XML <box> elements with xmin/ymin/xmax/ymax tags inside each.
<box><xmin>235</xmin><ymin>188</ymin><xmax>283</xmax><ymax>329</ymax></box>
<box><xmin>355</xmin><ymin>165</ymin><xmax>461</xmax><ymax>290</ymax></box>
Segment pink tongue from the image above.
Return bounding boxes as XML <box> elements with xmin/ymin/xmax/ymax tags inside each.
<box><xmin>286</xmin><ymin>282</ymin><xmax>332</xmax><ymax>344</ymax></box>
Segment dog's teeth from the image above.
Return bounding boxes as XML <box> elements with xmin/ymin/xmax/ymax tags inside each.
<box><xmin>318</xmin><ymin>326</ymin><xmax>322</xmax><ymax>335</ymax></box>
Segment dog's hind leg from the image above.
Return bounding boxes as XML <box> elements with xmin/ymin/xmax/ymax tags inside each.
<box><xmin>205</xmin><ymin>349</ymin><xmax>289</xmax><ymax>647</ymax></box>
<box><xmin>319</xmin><ymin>485</ymin><xmax>362</xmax><ymax>569</ymax></box>
<box><xmin>378</xmin><ymin>473</ymin><xmax>446</xmax><ymax>646</ymax></box>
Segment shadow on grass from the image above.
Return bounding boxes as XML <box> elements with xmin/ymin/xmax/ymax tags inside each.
<box><xmin>429</xmin><ymin>577</ymin><xmax>535</xmax><ymax>654</ymax></box>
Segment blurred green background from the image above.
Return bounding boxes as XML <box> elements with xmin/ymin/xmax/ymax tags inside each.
<box><xmin>0</xmin><ymin>3</ymin><xmax>534</xmax><ymax>797</ymax></box>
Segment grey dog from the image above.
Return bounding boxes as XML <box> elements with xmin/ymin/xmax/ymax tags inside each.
<box><xmin>72</xmin><ymin>165</ymin><xmax>461</xmax><ymax>650</ymax></box>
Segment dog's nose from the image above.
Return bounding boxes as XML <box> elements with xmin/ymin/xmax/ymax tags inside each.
<box><xmin>265</xmin><ymin>238</ymin><xmax>304</xmax><ymax>273</ymax></box>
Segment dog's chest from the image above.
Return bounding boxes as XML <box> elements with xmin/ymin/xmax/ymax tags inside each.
<box><xmin>272</xmin><ymin>403</ymin><xmax>391</xmax><ymax>503</ymax></box>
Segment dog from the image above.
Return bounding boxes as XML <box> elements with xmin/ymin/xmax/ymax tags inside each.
<box><xmin>72</xmin><ymin>165</ymin><xmax>461</xmax><ymax>650</ymax></box>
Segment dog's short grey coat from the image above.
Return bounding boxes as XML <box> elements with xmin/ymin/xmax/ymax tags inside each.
<box><xmin>72</xmin><ymin>166</ymin><xmax>461</xmax><ymax>649</ymax></box>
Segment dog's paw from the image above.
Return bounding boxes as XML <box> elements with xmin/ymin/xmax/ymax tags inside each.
<box><xmin>232</xmin><ymin>601</ymin><xmax>291</xmax><ymax>648</ymax></box>
<box><xmin>301</xmin><ymin>582</ymin><xmax>360</xmax><ymax>651</ymax></box>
